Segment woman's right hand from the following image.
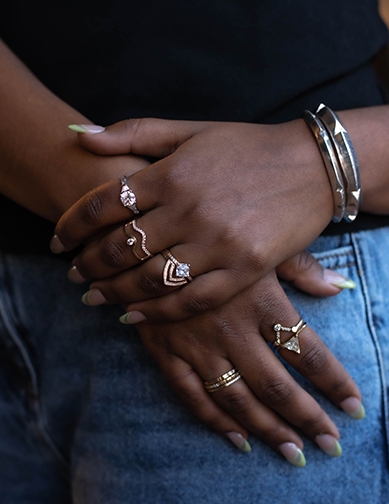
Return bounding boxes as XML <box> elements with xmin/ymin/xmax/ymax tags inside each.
<box><xmin>132</xmin><ymin>265</ymin><xmax>364</xmax><ymax>467</ymax></box>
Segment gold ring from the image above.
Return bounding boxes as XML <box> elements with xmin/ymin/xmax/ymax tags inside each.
<box><xmin>124</xmin><ymin>220</ymin><xmax>154</xmax><ymax>261</ymax></box>
<box><xmin>161</xmin><ymin>249</ymin><xmax>193</xmax><ymax>287</ymax></box>
<box><xmin>204</xmin><ymin>369</ymin><xmax>242</xmax><ymax>393</ymax></box>
<box><xmin>273</xmin><ymin>318</ymin><xmax>307</xmax><ymax>354</ymax></box>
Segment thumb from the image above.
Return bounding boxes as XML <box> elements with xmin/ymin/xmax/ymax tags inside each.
<box><xmin>68</xmin><ymin>118</ymin><xmax>211</xmax><ymax>157</ymax></box>
<box><xmin>276</xmin><ymin>250</ymin><xmax>356</xmax><ymax>297</ymax></box>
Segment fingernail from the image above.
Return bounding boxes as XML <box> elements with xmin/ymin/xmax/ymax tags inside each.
<box><xmin>225</xmin><ymin>432</ymin><xmax>251</xmax><ymax>453</ymax></box>
<box><xmin>50</xmin><ymin>235</ymin><xmax>65</xmax><ymax>254</ymax></box>
<box><xmin>68</xmin><ymin>265</ymin><xmax>87</xmax><ymax>284</ymax></box>
<box><xmin>315</xmin><ymin>434</ymin><xmax>342</xmax><ymax>457</ymax></box>
<box><xmin>119</xmin><ymin>311</ymin><xmax>147</xmax><ymax>324</ymax></box>
<box><xmin>81</xmin><ymin>289</ymin><xmax>107</xmax><ymax>306</ymax></box>
<box><xmin>68</xmin><ymin>124</ymin><xmax>106</xmax><ymax>134</ymax></box>
<box><xmin>278</xmin><ymin>442</ymin><xmax>306</xmax><ymax>467</ymax></box>
<box><xmin>323</xmin><ymin>269</ymin><xmax>356</xmax><ymax>289</ymax></box>
<box><xmin>340</xmin><ymin>397</ymin><xmax>365</xmax><ymax>420</ymax></box>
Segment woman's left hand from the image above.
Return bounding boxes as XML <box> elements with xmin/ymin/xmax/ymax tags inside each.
<box><xmin>53</xmin><ymin>118</ymin><xmax>333</xmax><ymax>322</ymax></box>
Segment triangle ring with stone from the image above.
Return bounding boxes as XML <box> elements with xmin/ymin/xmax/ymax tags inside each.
<box><xmin>273</xmin><ymin>318</ymin><xmax>307</xmax><ymax>354</ymax></box>
<box><xmin>161</xmin><ymin>249</ymin><xmax>193</xmax><ymax>287</ymax></box>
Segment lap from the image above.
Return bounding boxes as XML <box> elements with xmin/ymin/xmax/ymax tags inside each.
<box><xmin>0</xmin><ymin>228</ymin><xmax>388</xmax><ymax>504</ymax></box>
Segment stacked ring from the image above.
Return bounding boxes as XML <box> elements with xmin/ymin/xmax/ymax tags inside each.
<box><xmin>161</xmin><ymin>249</ymin><xmax>193</xmax><ymax>286</ymax></box>
<box><xmin>204</xmin><ymin>369</ymin><xmax>242</xmax><ymax>393</ymax></box>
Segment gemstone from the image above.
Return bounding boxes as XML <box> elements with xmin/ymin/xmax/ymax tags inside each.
<box><xmin>176</xmin><ymin>263</ymin><xmax>190</xmax><ymax>277</ymax></box>
<box><xmin>127</xmin><ymin>237</ymin><xmax>136</xmax><ymax>246</ymax></box>
<box><xmin>274</xmin><ymin>324</ymin><xmax>281</xmax><ymax>331</ymax></box>
<box><xmin>283</xmin><ymin>336</ymin><xmax>300</xmax><ymax>354</ymax></box>
<box><xmin>120</xmin><ymin>189</ymin><xmax>136</xmax><ymax>207</ymax></box>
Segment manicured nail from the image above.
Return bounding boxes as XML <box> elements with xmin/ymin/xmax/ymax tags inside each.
<box><xmin>340</xmin><ymin>397</ymin><xmax>365</xmax><ymax>420</ymax></box>
<box><xmin>119</xmin><ymin>311</ymin><xmax>147</xmax><ymax>324</ymax></box>
<box><xmin>81</xmin><ymin>289</ymin><xmax>107</xmax><ymax>306</ymax></box>
<box><xmin>323</xmin><ymin>269</ymin><xmax>356</xmax><ymax>289</ymax></box>
<box><xmin>68</xmin><ymin>265</ymin><xmax>87</xmax><ymax>284</ymax></box>
<box><xmin>278</xmin><ymin>443</ymin><xmax>306</xmax><ymax>467</ymax></box>
<box><xmin>68</xmin><ymin>124</ymin><xmax>105</xmax><ymax>134</ymax></box>
<box><xmin>315</xmin><ymin>434</ymin><xmax>342</xmax><ymax>457</ymax></box>
<box><xmin>50</xmin><ymin>235</ymin><xmax>65</xmax><ymax>254</ymax></box>
<box><xmin>225</xmin><ymin>432</ymin><xmax>251</xmax><ymax>453</ymax></box>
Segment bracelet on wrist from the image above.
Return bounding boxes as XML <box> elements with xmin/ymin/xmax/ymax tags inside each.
<box><xmin>303</xmin><ymin>103</ymin><xmax>362</xmax><ymax>223</ymax></box>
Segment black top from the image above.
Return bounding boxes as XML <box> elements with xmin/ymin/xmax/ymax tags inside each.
<box><xmin>1</xmin><ymin>0</ymin><xmax>388</xmax><ymax>254</ymax></box>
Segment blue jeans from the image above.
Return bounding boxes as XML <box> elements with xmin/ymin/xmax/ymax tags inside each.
<box><xmin>0</xmin><ymin>227</ymin><xmax>389</xmax><ymax>503</ymax></box>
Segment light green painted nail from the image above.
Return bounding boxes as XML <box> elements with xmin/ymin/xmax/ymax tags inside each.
<box><xmin>225</xmin><ymin>432</ymin><xmax>251</xmax><ymax>452</ymax></box>
<box><xmin>279</xmin><ymin>443</ymin><xmax>306</xmax><ymax>467</ymax></box>
<box><xmin>340</xmin><ymin>397</ymin><xmax>365</xmax><ymax>420</ymax></box>
<box><xmin>354</xmin><ymin>403</ymin><xmax>366</xmax><ymax>420</ymax></box>
<box><xmin>81</xmin><ymin>291</ymin><xmax>90</xmax><ymax>305</ymax></box>
<box><xmin>323</xmin><ymin>269</ymin><xmax>356</xmax><ymax>289</ymax></box>
<box><xmin>68</xmin><ymin>124</ymin><xmax>105</xmax><ymax>134</ymax></box>
<box><xmin>315</xmin><ymin>434</ymin><xmax>342</xmax><ymax>457</ymax></box>
<box><xmin>119</xmin><ymin>313</ymin><xmax>131</xmax><ymax>324</ymax></box>
<box><xmin>334</xmin><ymin>279</ymin><xmax>356</xmax><ymax>289</ymax></box>
<box><xmin>327</xmin><ymin>439</ymin><xmax>342</xmax><ymax>457</ymax></box>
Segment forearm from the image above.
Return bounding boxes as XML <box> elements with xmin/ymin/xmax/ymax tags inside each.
<box><xmin>0</xmin><ymin>39</ymin><xmax>147</xmax><ymax>221</ymax></box>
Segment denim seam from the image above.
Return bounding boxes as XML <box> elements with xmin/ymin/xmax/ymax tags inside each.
<box><xmin>0</xmin><ymin>255</ymin><xmax>70</xmax><ymax>473</ymax></box>
<box><xmin>351</xmin><ymin>233</ymin><xmax>389</xmax><ymax>465</ymax></box>
<box><xmin>317</xmin><ymin>251</ymin><xmax>353</xmax><ymax>260</ymax></box>
<box><xmin>330</xmin><ymin>262</ymin><xmax>356</xmax><ymax>270</ymax></box>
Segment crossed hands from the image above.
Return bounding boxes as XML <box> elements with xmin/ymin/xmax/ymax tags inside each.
<box><xmin>52</xmin><ymin>118</ymin><xmax>364</xmax><ymax>466</ymax></box>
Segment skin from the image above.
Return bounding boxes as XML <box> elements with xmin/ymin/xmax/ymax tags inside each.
<box><xmin>0</xmin><ymin>38</ymin><xmax>364</xmax><ymax>459</ymax></box>
<box><xmin>55</xmin><ymin>109</ymin><xmax>389</xmax><ymax>324</ymax></box>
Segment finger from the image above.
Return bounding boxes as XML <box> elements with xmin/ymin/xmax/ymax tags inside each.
<box><xmin>143</xmin><ymin>350</ymin><xmax>252</xmax><ymax>453</ymax></box>
<box><xmin>153</xmin><ymin>352</ymin><xmax>306</xmax><ymax>463</ymax></box>
<box><xmin>253</xmin><ymin>277</ymin><xmax>364</xmax><ymax>421</ymax></box>
<box><xmin>276</xmin><ymin>250</ymin><xmax>356</xmax><ymax>296</ymax></box>
<box><xmin>73</xmin><ymin>118</ymin><xmax>211</xmax><ymax>158</ymax></box>
<box><xmin>69</xmin><ymin>209</ymin><xmax>201</xmax><ymax>281</ymax></box>
<box><xmin>87</xmin><ymin>268</ymin><xmax>240</xmax><ymax>323</ymax></box>
<box><xmin>53</xmin><ymin>175</ymin><xmax>160</xmax><ymax>252</ymax></box>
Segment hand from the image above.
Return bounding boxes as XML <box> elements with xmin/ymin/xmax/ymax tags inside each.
<box><xmin>53</xmin><ymin>118</ymin><xmax>333</xmax><ymax>321</ymax></box>
<box><xmin>132</xmin><ymin>269</ymin><xmax>363</xmax><ymax>466</ymax></box>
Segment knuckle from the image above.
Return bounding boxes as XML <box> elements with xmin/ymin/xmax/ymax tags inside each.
<box><xmin>79</xmin><ymin>189</ymin><xmax>105</xmax><ymax>226</ymax></box>
<box><xmin>219</xmin><ymin>390</ymin><xmax>251</xmax><ymax>417</ymax></box>
<box><xmin>256</xmin><ymin>423</ymin><xmax>284</xmax><ymax>443</ymax></box>
<box><xmin>326</xmin><ymin>375</ymin><xmax>351</xmax><ymax>401</ymax></box>
<box><xmin>260</xmin><ymin>378</ymin><xmax>293</xmax><ymax>407</ymax></box>
<box><xmin>100</xmin><ymin>239</ymin><xmax>128</xmax><ymax>269</ymax></box>
<box><xmin>300</xmin><ymin>411</ymin><xmax>327</xmax><ymax>435</ymax></box>
<box><xmin>298</xmin><ymin>344</ymin><xmax>328</xmax><ymax>376</ymax></box>
<box><xmin>136</xmin><ymin>268</ymin><xmax>163</xmax><ymax>296</ymax></box>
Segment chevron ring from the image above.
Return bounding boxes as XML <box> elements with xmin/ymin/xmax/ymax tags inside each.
<box><xmin>161</xmin><ymin>249</ymin><xmax>193</xmax><ymax>287</ymax></box>
<box><xmin>273</xmin><ymin>318</ymin><xmax>307</xmax><ymax>354</ymax></box>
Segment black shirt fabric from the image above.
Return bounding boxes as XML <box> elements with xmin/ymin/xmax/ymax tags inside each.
<box><xmin>1</xmin><ymin>0</ymin><xmax>388</xmax><ymax>254</ymax></box>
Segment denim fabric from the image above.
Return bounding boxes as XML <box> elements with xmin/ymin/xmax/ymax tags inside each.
<box><xmin>0</xmin><ymin>228</ymin><xmax>389</xmax><ymax>503</ymax></box>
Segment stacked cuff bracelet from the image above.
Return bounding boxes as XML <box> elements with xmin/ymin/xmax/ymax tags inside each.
<box><xmin>303</xmin><ymin>103</ymin><xmax>361</xmax><ymax>223</ymax></box>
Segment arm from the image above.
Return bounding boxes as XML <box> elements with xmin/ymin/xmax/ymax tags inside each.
<box><xmin>0</xmin><ymin>39</ymin><xmax>148</xmax><ymax>220</ymax></box>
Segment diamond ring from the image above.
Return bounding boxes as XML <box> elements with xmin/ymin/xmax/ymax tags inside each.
<box><xmin>273</xmin><ymin>318</ymin><xmax>307</xmax><ymax>354</ymax></box>
<box><xmin>120</xmin><ymin>176</ymin><xmax>140</xmax><ymax>214</ymax></box>
<box><xmin>161</xmin><ymin>249</ymin><xmax>193</xmax><ymax>287</ymax></box>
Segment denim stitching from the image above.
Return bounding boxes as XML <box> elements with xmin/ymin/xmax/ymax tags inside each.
<box><xmin>317</xmin><ymin>250</ymin><xmax>353</xmax><ymax>261</ymax></box>
<box><xmin>0</xmin><ymin>253</ymin><xmax>69</xmax><ymax>473</ymax></box>
<box><xmin>351</xmin><ymin>233</ymin><xmax>389</xmax><ymax>465</ymax></box>
<box><xmin>330</xmin><ymin>262</ymin><xmax>356</xmax><ymax>270</ymax></box>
